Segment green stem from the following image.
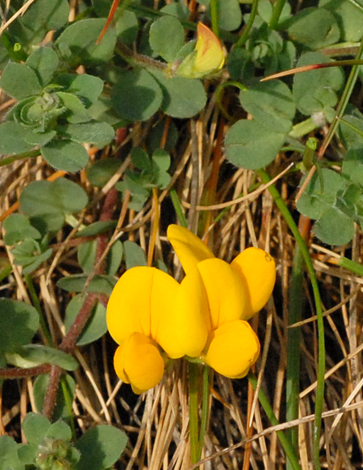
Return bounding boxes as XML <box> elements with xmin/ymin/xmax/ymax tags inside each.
<box><xmin>25</xmin><ymin>275</ymin><xmax>53</xmax><ymax>347</ymax></box>
<box><xmin>248</xmin><ymin>372</ymin><xmax>302</xmax><ymax>470</ymax></box>
<box><xmin>318</xmin><ymin>40</ymin><xmax>363</xmax><ymax>157</ymax></box>
<box><xmin>236</xmin><ymin>0</ymin><xmax>259</xmax><ymax>48</ymax></box>
<box><xmin>338</xmin><ymin>256</ymin><xmax>363</xmax><ymax>276</ymax></box>
<box><xmin>269</xmin><ymin>0</ymin><xmax>287</xmax><ymax>30</ymax></box>
<box><xmin>210</xmin><ymin>0</ymin><xmax>219</xmax><ymax>38</ymax></box>
<box><xmin>198</xmin><ymin>366</ymin><xmax>210</xmax><ymax>461</ymax></box>
<box><xmin>257</xmin><ymin>169</ymin><xmax>325</xmax><ymax>470</ymax></box>
<box><xmin>0</xmin><ymin>150</ymin><xmax>40</xmax><ymax>167</ymax></box>
<box><xmin>286</xmin><ymin>244</ymin><xmax>304</xmax><ymax>468</ymax></box>
<box><xmin>189</xmin><ymin>362</ymin><xmax>200</xmax><ymax>465</ymax></box>
<box><xmin>289</xmin><ymin>118</ymin><xmax>319</xmax><ymax>139</ymax></box>
<box><xmin>170</xmin><ymin>188</ymin><xmax>188</xmax><ymax>228</ymax></box>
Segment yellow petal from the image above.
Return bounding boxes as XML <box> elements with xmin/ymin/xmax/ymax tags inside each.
<box><xmin>203</xmin><ymin>320</ymin><xmax>260</xmax><ymax>378</ymax></box>
<box><xmin>231</xmin><ymin>248</ymin><xmax>276</xmax><ymax>319</ymax></box>
<box><xmin>114</xmin><ymin>332</ymin><xmax>165</xmax><ymax>394</ymax></box>
<box><xmin>161</xmin><ymin>265</ymin><xmax>210</xmax><ymax>358</ymax></box>
<box><xmin>197</xmin><ymin>258</ymin><xmax>247</xmax><ymax>329</ymax></box>
<box><xmin>107</xmin><ymin>266</ymin><xmax>178</xmax><ymax>345</ymax></box>
<box><xmin>167</xmin><ymin>224</ymin><xmax>215</xmax><ymax>274</ymax></box>
<box><xmin>194</xmin><ymin>22</ymin><xmax>225</xmax><ymax>74</ymax></box>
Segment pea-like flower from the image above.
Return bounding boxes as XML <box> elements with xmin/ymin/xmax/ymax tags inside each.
<box><xmin>107</xmin><ymin>267</ymin><xmax>180</xmax><ymax>394</ymax></box>
<box><xmin>107</xmin><ymin>225</ymin><xmax>276</xmax><ymax>393</ymax></box>
<box><xmin>164</xmin><ymin>225</ymin><xmax>276</xmax><ymax>379</ymax></box>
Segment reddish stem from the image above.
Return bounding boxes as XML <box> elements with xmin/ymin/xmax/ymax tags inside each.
<box><xmin>0</xmin><ymin>364</ymin><xmax>51</xmax><ymax>379</ymax></box>
<box><xmin>42</xmin><ymin>188</ymin><xmax>118</xmax><ymax>419</ymax></box>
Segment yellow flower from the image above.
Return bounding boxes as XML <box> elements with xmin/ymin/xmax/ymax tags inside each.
<box><xmin>176</xmin><ymin>23</ymin><xmax>225</xmax><ymax>79</ymax></box>
<box><xmin>167</xmin><ymin>225</ymin><xmax>276</xmax><ymax>378</ymax></box>
<box><xmin>107</xmin><ymin>266</ymin><xmax>180</xmax><ymax>394</ymax></box>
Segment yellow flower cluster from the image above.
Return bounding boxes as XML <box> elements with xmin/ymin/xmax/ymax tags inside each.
<box><xmin>107</xmin><ymin>225</ymin><xmax>276</xmax><ymax>394</ymax></box>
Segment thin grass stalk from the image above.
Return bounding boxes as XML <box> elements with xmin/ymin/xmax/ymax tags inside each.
<box><xmin>189</xmin><ymin>362</ymin><xmax>200</xmax><ymax>465</ymax></box>
<box><xmin>269</xmin><ymin>0</ymin><xmax>286</xmax><ymax>30</ymax></box>
<box><xmin>236</xmin><ymin>0</ymin><xmax>259</xmax><ymax>48</ymax></box>
<box><xmin>197</xmin><ymin>365</ymin><xmax>210</xmax><ymax>461</ymax></box>
<box><xmin>210</xmin><ymin>0</ymin><xmax>219</xmax><ymax>37</ymax></box>
<box><xmin>248</xmin><ymin>372</ymin><xmax>302</xmax><ymax>470</ymax></box>
<box><xmin>257</xmin><ymin>169</ymin><xmax>325</xmax><ymax>470</ymax></box>
<box><xmin>286</xmin><ymin>242</ymin><xmax>304</xmax><ymax>468</ymax></box>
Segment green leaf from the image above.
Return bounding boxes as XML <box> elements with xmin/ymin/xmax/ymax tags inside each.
<box><xmin>213</xmin><ymin>0</ymin><xmax>242</xmax><ymax>31</ymax></box>
<box><xmin>21</xmin><ymin>248</ymin><xmax>53</xmax><ymax>276</ymax></box>
<box><xmin>26</xmin><ymin>47</ymin><xmax>59</xmax><ymax>87</ymax></box>
<box><xmin>0</xmin><ymin>299</ymin><xmax>39</xmax><ymax>353</ymax></box>
<box><xmin>5</xmin><ymin>345</ymin><xmax>78</xmax><ymax>370</ymax></box>
<box><xmin>314</xmin><ymin>207</ymin><xmax>355</xmax><ymax>245</ymax></box>
<box><xmin>124</xmin><ymin>240</ymin><xmax>147</xmax><ymax>269</ymax></box>
<box><xmin>14</xmin><ymin>0</ymin><xmax>69</xmax><ymax>45</ymax></box>
<box><xmin>293</xmin><ymin>52</ymin><xmax>344</xmax><ymax>116</ymax></box>
<box><xmin>33</xmin><ymin>373</ymin><xmax>75</xmax><ymax>421</ymax></box>
<box><xmin>284</xmin><ymin>7</ymin><xmax>340</xmax><ymax>49</ymax></box>
<box><xmin>0</xmin><ymin>299</ymin><xmax>39</xmax><ymax>352</ymax></box>
<box><xmin>86</xmin><ymin>159</ymin><xmax>123</xmax><ymax>187</ymax></box>
<box><xmin>131</xmin><ymin>147</ymin><xmax>152</xmax><ymax>171</ymax></box>
<box><xmin>339</xmin><ymin>115</ymin><xmax>363</xmax><ymax>150</ymax></box>
<box><xmin>30</xmin><ymin>213</ymin><xmax>65</xmax><ymax>234</ymax></box>
<box><xmin>76</xmin><ymin>220</ymin><xmax>117</xmax><ymax>237</ymax></box>
<box><xmin>19</xmin><ymin>178</ymin><xmax>88</xmax><ymax>217</ymax></box>
<box><xmin>22</xmin><ymin>413</ymin><xmax>51</xmax><ymax>445</ymax></box>
<box><xmin>78</xmin><ymin>240</ymin><xmax>123</xmax><ymax>276</ymax></box>
<box><xmin>146</xmin><ymin>119</ymin><xmax>178</xmax><ymax>154</ymax></box>
<box><xmin>160</xmin><ymin>3</ymin><xmax>190</xmax><ymax>20</ymax></box>
<box><xmin>56</xmin><ymin>18</ymin><xmax>117</xmax><ymax>66</ymax></box>
<box><xmin>3</xmin><ymin>214</ymin><xmax>41</xmax><ymax>245</ymax></box>
<box><xmin>24</xmin><ymin>130</ymin><xmax>57</xmax><ymax>147</ymax></box>
<box><xmin>224</xmin><ymin>119</ymin><xmax>285</xmax><ymax>170</ymax></box>
<box><xmin>342</xmin><ymin>149</ymin><xmax>363</xmax><ymax>184</ymax></box>
<box><xmin>0</xmin><ymin>122</ymin><xmax>34</xmax><ymax>155</ymax></box>
<box><xmin>55</xmin><ymin>92</ymin><xmax>92</xmax><ymax>123</ymax></box>
<box><xmin>0</xmin><ymin>62</ymin><xmax>42</xmax><ymax>100</ymax></box>
<box><xmin>17</xmin><ymin>444</ymin><xmax>38</xmax><ymax>465</ymax></box>
<box><xmin>47</xmin><ymin>420</ymin><xmax>72</xmax><ymax>442</ymax></box>
<box><xmin>111</xmin><ymin>69</ymin><xmax>163</xmax><ymax>121</ymax></box>
<box><xmin>41</xmin><ymin>140</ymin><xmax>90</xmax><ymax>172</ymax></box>
<box><xmin>239</xmin><ymin>80</ymin><xmax>295</xmax><ymax>134</ymax></box>
<box><xmin>319</xmin><ymin>0</ymin><xmax>363</xmax><ymax>42</ymax></box>
<box><xmin>116</xmin><ymin>10</ymin><xmax>139</xmax><ymax>44</ymax></box>
<box><xmin>75</xmin><ymin>425</ymin><xmax>127</xmax><ymax>470</ymax></box>
<box><xmin>152</xmin><ymin>149</ymin><xmax>171</xmax><ymax>188</ymax></box>
<box><xmin>149</xmin><ymin>16</ymin><xmax>185</xmax><ymax>63</ymax></box>
<box><xmin>150</xmin><ymin>70</ymin><xmax>207</xmax><ymax>118</ymax></box>
<box><xmin>57</xmin><ymin>274</ymin><xmax>117</xmax><ymax>295</ymax></box>
<box><xmin>0</xmin><ymin>435</ymin><xmax>24</xmax><ymax>470</ymax></box>
<box><xmin>64</xmin><ymin>295</ymin><xmax>107</xmax><ymax>346</ymax></box>
<box><xmin>59</xmin><ymin>121</ymin><xmax>115</xmax><ymax>148</ymax></box>
<box><xmin>296</xmin><ymin>168</ymin><xmax>345</xmax><ymax>219</ymax></box>
<box><xmin>54</xmin><ymin>74</ymin><xmax>104</xmax><ymax>108</ymax></box>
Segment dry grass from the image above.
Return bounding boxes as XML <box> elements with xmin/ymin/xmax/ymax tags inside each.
<box><xmin>1</xmin><ymin>1</ymin><xmax>363</xmax><ymax>469</ymax></box>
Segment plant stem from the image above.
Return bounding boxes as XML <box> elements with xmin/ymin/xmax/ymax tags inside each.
<box><xmin>236</xmin><ymin>0</ymin><xmax>259</xmax><ymax>48</ymax></box>
<box><xmin>286</xmin><ymin>242</ymin><xmax>304</xmax><ymax>468</ymax></box>
<box><xmin>0</xmin><ymin>150</ymin><xmax>40</xmax><ymax>167</ymax></box>
<box><xmin>248</xmin><ymin>372</ymin><xmax>302</xmax><ymax>470</ymax></box>
<box><xmin>189</xmin><ymin>362</ymin><xmax>200</xmax><ymax>465</ymax></box>
<box><xmin>170</xmin><ymin>188</ymin><xmax>188</xmax><ymax>228</ymax></box>
<box><xmin>257</xmin><ymin>169</ymin><xmax>325</xmax><ymax>470</ymax></box>
<box><xmin>210</xmin><ymin>0</ymin><xmax>219</xmax><ymax>37</ymax></box>
<box><xmin>269</xmin><ymin>0</ymin><xmax>287</xmax><ymax>30</ymax></box>
<box><xmin>198</xmin><ymin>366</ymin><xmax>210</xmax><ymax>461</ymax></box>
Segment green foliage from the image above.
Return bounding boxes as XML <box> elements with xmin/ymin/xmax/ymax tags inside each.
<box><xmin>0</xmin><ymin>299</ymin><xmax>39</xmax><ymax>353</ymax></box>
<box><xmin>149</xmin><ymin>16</ymin><xmax>185</xmax><ymax>63</ymax></box>
<box><xmin>64</xmin><ymin>295</ymin><xmax>107</xmax><ymax>346</ymax></box>
<box><xmin>0</xmin><ymin>412</ymin><xmax>127</xmax><ymax>470</ymax></box>
<box><xmin>116</xmin><ymin>147</ymin><xmax>171</xmax><ymax>210</ymax></box>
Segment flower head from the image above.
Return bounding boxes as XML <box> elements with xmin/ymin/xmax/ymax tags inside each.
<box><xmin>166</xmin><ymin>225</ymin><xmax>276</xmax><ymax>378</ymax></box>
<box><xmin>107</xmin><ymin>266</ymin><xmax>180</xmax><ymax>393</ymax></box>
<box><xmin>176</xmin><ymin>23</ymin><xmax>225</xmax><ymax>79</ymax></box>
